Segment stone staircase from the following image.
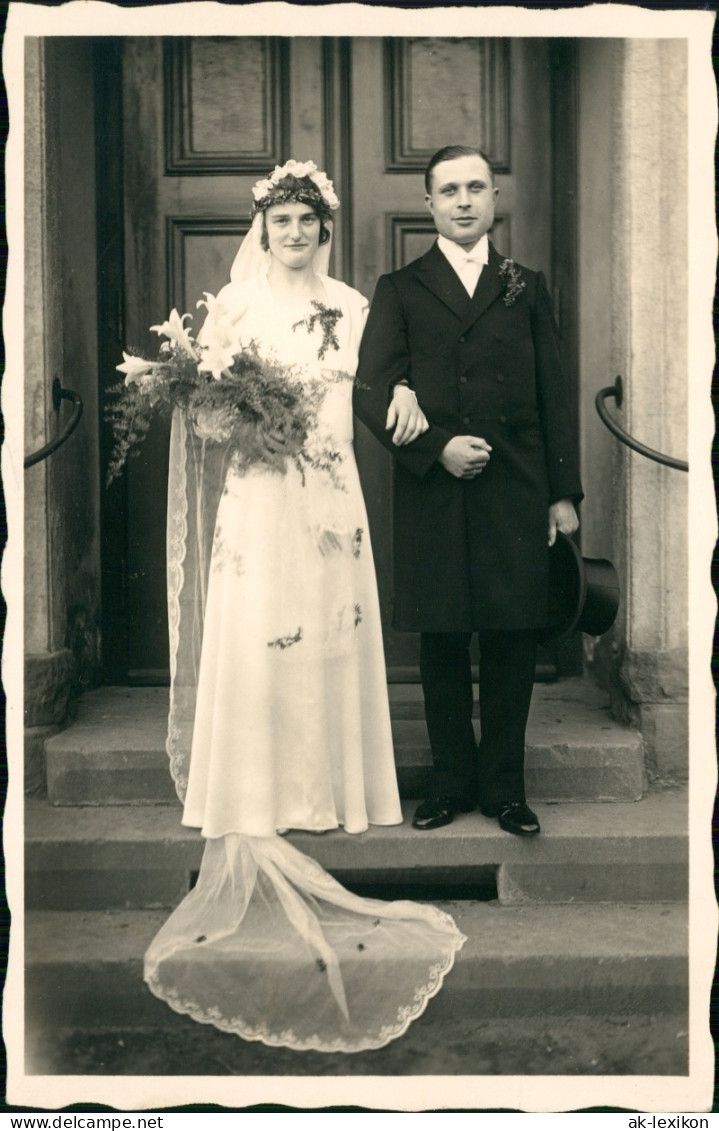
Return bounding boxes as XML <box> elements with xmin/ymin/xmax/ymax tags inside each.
<box><xmin>25</xmin><ymin>678</ymin><xmax>688</xmax><ymax>1074</ymax></box>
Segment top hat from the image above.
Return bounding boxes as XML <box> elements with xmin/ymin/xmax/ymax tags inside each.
<box><xmin>538</xmin><ymin>531</ymin><xmax>620</xmax><ymax>643</ymax></box>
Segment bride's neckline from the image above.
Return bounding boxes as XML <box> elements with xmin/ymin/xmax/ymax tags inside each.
<box><xmin>262</xmin><ymin>273</ymin><xmax>330</xmax><ymax>309</ymax></box>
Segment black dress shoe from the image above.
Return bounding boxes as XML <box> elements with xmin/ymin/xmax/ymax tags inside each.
<box><xmin>412</xmin><ymin>796</ymin><xmax>476</xmax><ymax>831</ymax></box>
<box><xmin>486</xmin><ymin>801</ymin><xmax>540</xmax><ymax>837</ymax></box>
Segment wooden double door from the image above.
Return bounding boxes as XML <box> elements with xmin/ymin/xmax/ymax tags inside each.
<box><xmin>103</xmin><ymin>35</ymin><xmax>575</xmax><ymax>682</ymax></box>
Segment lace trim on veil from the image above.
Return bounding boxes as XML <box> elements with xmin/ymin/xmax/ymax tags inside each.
<box><xmin>166</xmin><ymin>411</ymin><xmax>232</xmax><ymax>801</ymax></box>
<box><xmin>144</xmin><ymin>835</ymin><xmax>466</xmax><ymax>1053</ymax></box>
<box><xmin>144</xmin><ymin>944</ymin><xmax>461</xmax><ymax>1053</ymax></box>
<box><xmin>166</xmin><ymin>410</ymin><xmax>190</xmax><ymax>800</ymax></box>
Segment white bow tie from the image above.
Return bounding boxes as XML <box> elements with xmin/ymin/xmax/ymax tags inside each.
<box><xmin>458</xmin><ymin>254</ymin><xmax>483</xmax><ymax>296</ymax></box>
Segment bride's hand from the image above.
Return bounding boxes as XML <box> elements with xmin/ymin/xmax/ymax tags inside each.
<box><xmin>386</xmin><ymin>384</ymin><xmax>429</xmax><ymax>446</ymax></box>
<box><xmin>230</xmin><ymin>421</ymin><xmax>290</xmax><ymax>471</ymax></box>
<box><xmin>259</xmin><ymin>427</ymin><xmax>292</xmax><ymax>455</ymax></box>
<box><xmin>257</xmin><ymin>425</ymin><xmax>295</xmax><ymax>472</ymax></box>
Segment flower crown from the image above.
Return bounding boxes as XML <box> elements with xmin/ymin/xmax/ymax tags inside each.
<box><xmin>250</xmin><ymin>160</ymin><xmax>340</xmax><ymax>219</ymax></box>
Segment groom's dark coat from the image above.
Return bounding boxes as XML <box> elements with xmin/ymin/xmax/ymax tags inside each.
<box><xmin>354</xmin><ymin>240</ymin><xmax>583</xmax><ymax>632</ymax></box>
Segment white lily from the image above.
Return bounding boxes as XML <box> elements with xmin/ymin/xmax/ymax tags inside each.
<box><xmin>149</xmin><ymin>309</ymin><xmax>196</xmax><ymax>356</ymax></box>
<box><xmin>198</xmin><ymin>341</ymin><xmax>236</xmax><ymax>381</ymax></box>
<box><xmin>196</xmin><ymin>294</ymin><xmax>237</xmax><ymax>378</ymax></box>
<box><xmin>116</xmin><ymin>352</ymin><xmax>160</xmax><ymax>385</ymax></box>
<box><xmin>197</xmin><ymin>292</ymin><xmax>232</xmax><ymax>337</ymax></box>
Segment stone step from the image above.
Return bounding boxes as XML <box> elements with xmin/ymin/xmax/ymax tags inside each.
<box><xmin>24</xmin><ymin>903</ymin><xmax>688</xmax><ymax>1037</ymax></box>
<box><xmin>25</xmin><ymin>790</ymin><xmax>687</xmax><ymax>910</ymax></box>
<box><xmin>44</xmin><ymin>680</ymin><xmax>646</xmax><ymax>806</ymax></box>
<box><xmin>26</xmin><ymin>1012</ymin><xmax>691</xmax><ymax>1077</ymax></box>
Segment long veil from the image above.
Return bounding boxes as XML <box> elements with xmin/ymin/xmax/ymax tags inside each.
<box><xmin>146</xmin><ymin>216</ymin><xmax>466</xmax><ymax>1052</ymax></box>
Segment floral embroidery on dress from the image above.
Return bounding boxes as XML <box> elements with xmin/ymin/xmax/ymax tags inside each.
<box><xmin>352</xmin><ymin>528</ymin><xmax>363</xmax><ymax>558</ymax></box>
<box><xmin>267</xmin><ymin>627</ymin><xmax>303</xmax><ymax>650</ymax></box>
<box><xmin>292</xmin><ymin>301</ymin><xmax>343</xmax><ymax>360</ymax></box>
<box><xmin>293</xmin><ymin>442</ymin><xmax>346</xmax><ymax>492</ymax></box>
<box><xmin>211</xmin><ymin>525</ymin><xmax>244</xmax><ymax>575</ymax></box>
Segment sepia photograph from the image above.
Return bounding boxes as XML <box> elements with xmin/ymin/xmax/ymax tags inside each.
<box><xmin>4</xmin><ymin>0</ymin><xmax>716</xmax><ymax>1115</ymax></box>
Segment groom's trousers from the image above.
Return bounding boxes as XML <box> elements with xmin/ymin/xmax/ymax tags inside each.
<box><xmin>419</xmin><ymin>629</ymin><xmax>538</xmax><ymax>810</ymax></box>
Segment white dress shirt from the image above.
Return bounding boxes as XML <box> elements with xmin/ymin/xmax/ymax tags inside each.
<box><xmin>436</xmin><ymin>233</ymin><xmax>489</xmax><ymax>297</ymax></box>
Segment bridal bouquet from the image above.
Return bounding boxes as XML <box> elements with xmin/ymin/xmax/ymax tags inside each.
<box><xmin>106</xmin><ymin>295</ymin><xmax>345</xmax><ymax>486</ymax></box>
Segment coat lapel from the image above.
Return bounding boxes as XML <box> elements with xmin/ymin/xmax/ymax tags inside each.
<box><xmin>416</xmin><ymin>240</ymin><xmax>506</xmax><ymax>329</ymax></box>
<box><xmin>416</xmin><ymin>242</ymin><xmax>472</xmax><ymax>321</ymax></box>
<box><xmin>457</xmin><ymin>241</ymin><xmax>505</xmax><ymax>334</ymax></box>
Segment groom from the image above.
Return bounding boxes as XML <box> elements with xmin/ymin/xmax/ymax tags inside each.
<box><xmin>354</xmin><ymin>145</ymin><xmax>582</xmax><ymax>837</ymax></box>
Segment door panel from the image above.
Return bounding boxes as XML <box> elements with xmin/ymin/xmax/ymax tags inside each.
<box><xmin>166</xmin><ymin>37</ymin><xmax>288</xmax><ymax>170</ymax></box>
<box><xmin>118</xmin><ymin>36</ymin><xmax>557</xmax><ymax>681</ymax></box>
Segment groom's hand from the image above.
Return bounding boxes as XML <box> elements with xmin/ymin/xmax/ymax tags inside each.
<box><xmin>439</xmin><ymin>436</ymin><xmax>492</xmax><ymax>479</ymax></box>
<box><xmin>386</xmin><ymin>385</ymin><xmax>429</xmax><ymax>446</ymax></box>
<box><xmin>548</xmin><ymin>499</ymin><xmax>579</xmax><ymax>546</ymax></box>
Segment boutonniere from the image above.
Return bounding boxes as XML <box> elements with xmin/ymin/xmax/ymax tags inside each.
<box><xmin>498</xmin><ymin>259</ymin><xmax>526</xmax><ymax>307</ymax></box>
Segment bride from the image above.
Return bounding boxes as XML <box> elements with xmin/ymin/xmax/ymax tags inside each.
<box><xmin>144</xmin><ymin>160</ymin><xmax>465</xmax><ymax>1052</ymax></box>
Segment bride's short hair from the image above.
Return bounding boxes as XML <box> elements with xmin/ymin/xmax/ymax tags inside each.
<box><xmin>254</xmin><ymin>174</ymin><xmax>332</xmax><ymax>249</ymax></box>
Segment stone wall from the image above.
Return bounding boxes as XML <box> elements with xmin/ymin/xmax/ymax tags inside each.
<box><xmin>578</xmin><ymin>39</ymin><xmax>689</xmax><ymax>781</ymax></box>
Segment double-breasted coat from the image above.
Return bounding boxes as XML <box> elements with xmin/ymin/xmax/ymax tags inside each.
<box><xmin>354</xmin><ymin>240</ymin><xmax>583</xmax><ymax>633</ymax></box>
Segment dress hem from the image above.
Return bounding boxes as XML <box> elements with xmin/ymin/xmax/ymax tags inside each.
<box><xmin>181</xmin><ymin>817</ymin><xmax>406</xmax><ymax>837</ymax></box>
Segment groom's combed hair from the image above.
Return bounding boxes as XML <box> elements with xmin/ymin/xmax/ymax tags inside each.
<box><xmin>424</xmin><ymin>146</ymin><xmax>495</xmax><ymax>192</ymax></box>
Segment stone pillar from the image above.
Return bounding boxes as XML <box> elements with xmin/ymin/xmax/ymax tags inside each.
<box><xmin>23</xmin><ymin>38</ymin><xmax>102</xmax><ymax>793</ymax></box>
<box><xmin>579</xmin><ymin>39</ymin><xmax>689</xmax><ymax>781</ymax></box>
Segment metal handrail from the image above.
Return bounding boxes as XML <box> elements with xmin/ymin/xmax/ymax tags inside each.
<box><xmin>24</xmin><ymin>378</ymin><xmax>84</xmax><ymax>469</ymax></box>
<box><xmin>595</xmin><ymin>376</ymin><xmax>688</xmax><ymax>473</ymax></box>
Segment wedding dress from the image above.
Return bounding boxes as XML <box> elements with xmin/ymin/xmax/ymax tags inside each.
<box><xmin>144</xmin><ymin>270</ymin><xmax>465</xmax><ymax>1052</ymax></box>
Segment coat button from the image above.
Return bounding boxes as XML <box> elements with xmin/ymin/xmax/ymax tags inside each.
<box><xmin>458</xmin><ymin>335</ymin><xmax>466</xmax><ymax>343</ymax></box>
<box><xmin>500</xmin><ymin>414</ymin><xmax>507</xmax><ymax>424</ymax></box>
<box><xmin>463</xmin><ymin>415</ymin><xmax>471</xmax><ymax>425</ymax></box>
<box><xmin>459</xmin><ymin>376</ymin><xmax>468</xmax><ymax>384</ymax></box>
<box><xmin>494</xmin><ymin>332</ymin><xmax>504</xmax><ymax>342</ymax></box>
<box><xmin>496</xmin><ymin>373</ymin><xmax>505</xmax><ymax>383</ymax></box>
